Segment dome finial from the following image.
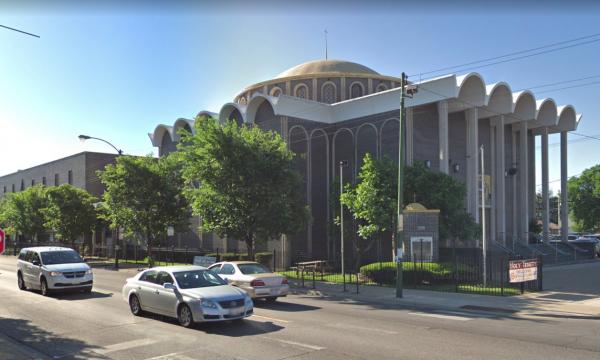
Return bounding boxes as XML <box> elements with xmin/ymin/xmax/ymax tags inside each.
<box><xmin>324</xmin><ymin>29</ymin><xmax>328</xmax><ymax>60</ymax></box>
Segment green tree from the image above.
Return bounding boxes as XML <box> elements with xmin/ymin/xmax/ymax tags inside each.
<box><xmin>0</xmin><ymin>185</ymin><xmax>48</xmax><ymax>242</ymax></box>
<box><xmin>178</xmin><ymin>116</ymin><xmax>308</xmax><ymax>259</ymax></box>
<box><xmin>568</xmin><ymin>165</ymin><xmax>600</xmax><ymax>232</ymax></box>
<box><xmin>98</xmin><ymin>154</ymin><xmax>191</xmax><ymax>263</ymax></box>
<box><xmin>42</xmin><ymin>184</ymin><xmax>98</xmax><ymax>246</ymax></box>
<box><xmin>341</xmin><ymin>154</ymin><xmax>397</xmax><ymax>268</ymax></box>
<box><xmin>404</xmin><ymin>162</ymin><xmax>479</xmax><ymax>242</ymax></box>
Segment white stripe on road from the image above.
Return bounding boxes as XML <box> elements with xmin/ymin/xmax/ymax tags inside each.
<box><xmin>251</xmin><ymin>314</ymin><xmax>290</xmax><ymax>323</ymax></box>
<box><xmin>144</xmin><ymin>352</ymin><xmax>197</xmax><ymax>360</ymax></box>
<box><xmin>409</xmin><ymin>311</ymin><xmax>472</xmax><ymax>321</ymax></box>
<box><xmin>95</xmin><ymin>338</ymin><xmax>158</xmax><ymax>354</ymax></box>
<box><xmin>263</xmin><ymin>337</ymin><xmax>325</xmax><ymax>351</ymax></box>
<box><xmin>326</xmin><ymin>323</ymin><xmax>398</xmax><ymax>335</ymax></box>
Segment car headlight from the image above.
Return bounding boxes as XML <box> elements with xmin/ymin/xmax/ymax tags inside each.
<box><xmin>200</xmin><ymin>299</ymin><xmax>218</xmax><ymax>309</ymax></box>
<box><xmin>49</xmin><ymin>271</ymin><xmax>62</xmax><ymax>277</ymax></box>
<box><xmin>86</xmin><ymin>269</ymin><xmax>93</xmax><ymax>275</ymax></box>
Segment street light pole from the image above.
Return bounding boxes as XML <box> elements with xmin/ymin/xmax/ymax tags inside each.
<box><xmin>396</xmin><ymin>72</ymin><xmax>407</xmax><ymax>298</ymax></box>
<box><xmin>78</xmin><ymin>134</ymin><xmax>123</xmax><ymax>269</ymax></box>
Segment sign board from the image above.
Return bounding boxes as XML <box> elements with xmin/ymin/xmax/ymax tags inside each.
<box><xmin>167</xmin><ymin>226</ymin><xmax>175</xmax><ymax>237</ymax></box>
<box><xmin>193</xmin><ymin>256</ymin><xmax>216</xmax><ymax>267</ymax></box>
<box><xmin>509</xmin><ymin>259</ymin><xmax>538</xmax><ymax>283</ymax></box>
<box><xmin>0</xmin><ymin>228</ymin><xmax>5</xmax><ymax>255</ymax></box>
<box><xmin>395</xmin><ymin>247</ymin><xmax>404</xmax><ymax>263</ymax></box>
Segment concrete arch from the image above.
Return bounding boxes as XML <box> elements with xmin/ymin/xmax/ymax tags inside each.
<box><xmin>375</xmin><ymin>83</ymin><xmax>388</xmax><ymax>92</ymax></box>
<box><xmin>246</xmin><ymin>95</ymin><xmax>278</xmax><ymax>124</ymax></box>
<box><xmin>219</xmin><ymin>102</ymin><xmax>247</xmax><ymax>125</ymax></box>
<box><xmin>555</xmin><ymin>105</ymin><xmax>577</xmax><ymax>132</ymax></box>
<box><xmin>332</xmin><ymin>127</ymin><xmax>355</xmax><ymax>182</ymax></box>
<box><xmin>270</xmin><ymin>86</ymin><xmax>283</xmax><ymax>97</ymax></box>
<box><xmin>309</xmin><ymin>128</ymin><xmax>330</xmax><ymax>259</ymax></box>
<box><xmin>151</xmin><ymin>124</ymin><xmax>174</xmax><ymax>147</ymax></box>
<box><xmin>484</xmin><ymin>82</ymin><xmax>513</xmax><ymax>116</ymax></box>
<box><xmin>535</xmin><ymin>98</ymin><xmax>558</xmax><ymax>127</ymax></box>
<box><xmin>293</xmin><ymin>83</ymin><xmax>309</xmax><ymax>99</ymax></box>
<box><xmin>512</xmin><ymin>91</ymin><xmax>537</xmax><ymax>122</ymax></box>
<box><xmin>456</xmin><ymin>72</ymin><xmax>486</xmax><ymax>108</ymax></box>
<box><xmin>173</xmin><ymin>118</ymin><xmax>195</xmax><ymax>141</ymax></box>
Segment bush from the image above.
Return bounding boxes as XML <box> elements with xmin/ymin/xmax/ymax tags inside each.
<box><xmin>359</xmin><ymin>261</ymin><xmax>471</xmax><ymax>286</ymax></box>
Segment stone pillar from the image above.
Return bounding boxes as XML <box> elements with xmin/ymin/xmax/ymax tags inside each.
<box><xmin>437</xmin><ymin>101</ymin><xmax>449</xmax><ymax>174</ymax></box>
<box><xmin>560</xmin><ymin>131</ymin><xmax>568</xmax><ymax>242</ymax></box>
<box><xmin>519</xmin><ymin>121</ymin><xmax>529</xmax><ymax>244</ymax></box>
<box><xmin>490</xmin><ymin>121</ymin><xmax>496</xmax><ymax>243</ymax></box>
<box><xmin>529</xmin><ymin>131</ymin><xmax>536</xmax><ymax>221</ymax></box>
<box><xmin>494</xmin><ymin>116</ymin><xmax>506</xmax><ymax>245</ymax></box>
<box><xmin>511</xmin><ymin>130</ymin><xmax>518</xmax><ymax>244</ymax></box>
<box><xmin>406</xmin><ymin>108</ymin><xmax>414</xmax><ymax>166</ymax></box>
<box><xmin>341</xmin><ymin>77</ymin><xmax>346</xmax><ymax>101</ymax></box>
<box><xmin>466</xmin><ymin>108</ymin><xmax>479</xmax><ymax>222</ymax></box>
<box><xmin>541</xmin><ymin>128</ymin><xmax>550</xmax><ymax>242</ymax></box>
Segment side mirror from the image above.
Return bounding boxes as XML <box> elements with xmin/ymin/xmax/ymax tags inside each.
<box><xmin>163</xmin><ymin>283</ymin><xmax>176</xmax><ymax>290</ymax></box>
<box><xmin>32</xmin><ymin>260</ymin><xmax>40</xmax><ymax>266</ymax></box>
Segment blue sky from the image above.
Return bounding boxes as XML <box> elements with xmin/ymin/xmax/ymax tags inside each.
<box><xmin>1</xmin><ymin>2</ymin><xmax>599</xmax><ymax>193</ymax></box>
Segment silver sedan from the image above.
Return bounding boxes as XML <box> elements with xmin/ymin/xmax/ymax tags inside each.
<box><xmin>208</xmin><ymin>261</ymin><xmax>289</xmax><ymax>302</ymax></box>
<box><xmin>122</xmin><ymin>266</ymin><xmax>253</xmax><ymax>327</ymax></box>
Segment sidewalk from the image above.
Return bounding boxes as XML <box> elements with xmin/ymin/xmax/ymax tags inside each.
<box><xmin>290</xmin><ymin>279</ymin><xmax>600</xmax><ymax>318</ymax></box>
<box><xmin>0</xmin><ymin>333</ymin><xmax>49</xmax><ymax>360</ymax></box>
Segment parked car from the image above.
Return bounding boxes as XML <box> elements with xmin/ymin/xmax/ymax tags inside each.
<box><xmin>208</xmin><ymin>261</ymin><xmax>289</xmax><ymax>302</ymax></box>
<box><xmin>17</xmin><ymin>247</ymin><xmax>93</xmax><ymax>296</ymax></box>
<box><xmin>574</xmin><ymin>236</ymin><xmax>600</xmax><ymax>257</ymax></box>
<box><xmin>121</xmin><ymin>266</ymin><xmax>253</xmax><ymax>328</ymax></box>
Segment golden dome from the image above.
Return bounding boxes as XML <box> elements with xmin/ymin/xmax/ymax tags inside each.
<box><xmin>275</xmin><ymin>59</ymin><xmax>380</xmax><ymax>79</ymax></box>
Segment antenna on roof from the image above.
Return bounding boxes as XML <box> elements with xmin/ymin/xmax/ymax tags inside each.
<box><xmin>324</xmin><ymin>29</ymin><xmax>328</xmax><ymax>60</ymax></box>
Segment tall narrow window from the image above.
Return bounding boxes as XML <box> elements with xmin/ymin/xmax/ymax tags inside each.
<box><xmin>20</xmin><ymin>179</ymin><xmax>24</xmax><ymax>191</ymax></box>
<box><xmin>322</xmin><ymin>83</ymin><xmax>337</xmax><ymax>104</ymax></box>
<box><xmin>42</xmin><ymin>177</ymin><xmax>46</xmax><ymax>186</ymax></box>
<box><xmin>31</xmin><ymin>179</ymin><xmax>35</xmax><ymax>186</ymax></box>
<box><xmin>11</xmin><ymin>184</ymin><xmax>15</xmax><ymax>192</ymax></box>
<box><xmin>3</xmin><ymin>186</ymin><xmax>6</xmax><ymax>194</ymax></box>
<box><xmin>350</xmin><ymin>82</ymin><xmax>364</xmax><ymax>99</ymax></box>
<box><xmin>68</xmin><ymin>170</ymin><xmax>73</xmax><ymax>185</ymax></box>
<box><xmin>54</xmin><ymin>173</ymin><xmax>59</xmax><ymax>186</ymax></box>
<box><xmin>294</xmin><ymin>84</ymin><xmax>309</xmax><ymax>99</ymax></box>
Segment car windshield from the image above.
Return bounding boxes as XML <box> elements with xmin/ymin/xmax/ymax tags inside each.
<box><xmin>40</xmin><ymin>251</ymin><xmax>83</xmax><ymax>265</ymax></box>
<box><xmin>238</xmin><ymin>263</ymin><xmax>270</xmax><ymax>275</ymax></box>
<box><xmin>173</xmin><ymin>270</ymin><xmax>227</xmax><ymax>289</ymax></box>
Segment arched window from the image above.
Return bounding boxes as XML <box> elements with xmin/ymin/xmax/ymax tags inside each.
<box><xmin>321</xmin><ymin>82</ymin><xmax>337</xmax><ymax>104</ymax></box>
<box><xmin>294</xmin><ymin>84</ymin><xmax>309</xmax><ymax>99</ymax></box>
<box><xmin>350</xmin><ymin>82</ymin><xmax>364</xmax><ymax>99</ymax></box>
<box><xmin>270</xmin><ymin>87</ymin><xmax>283</xmax><ymax>97</ymax></box>
<box><xmin>376</xmin><ymin>83</ymin><xmax>388</xmax><ymax>92</ymax></box>
<box><xmin>238</xmin><ymin>96</ymin><xmax>247</xmax><ymax>105</ymax></box>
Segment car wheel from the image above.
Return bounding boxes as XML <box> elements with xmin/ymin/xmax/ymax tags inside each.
<box><xmin>40</xmin><ymin>278</ymin><xmax>50</xmax><ymax>296</ymax></box>
<box><xmin>265</xmin><ymin>296</ymin><xmax>278</xmax><ymax>303</ymax></box>
<box><xmin>129</xmin><ymin>294</ymin><xmax>144</xmax><ymax>316</ymax></box>
<box><xmin>17</xmin><ymin>272</ymin><xmax>26</xmax><ymax>290</ymax></box>
<box><xmin>178</xmin><ymin>304</ymin><xmax>194</xmax><ymax>328</ymax></box>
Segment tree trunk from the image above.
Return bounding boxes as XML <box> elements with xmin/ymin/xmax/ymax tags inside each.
<box><xmin>245</xmin><ymin>233</ymin><xmax>255</xmax><ymax>261</ymax></box>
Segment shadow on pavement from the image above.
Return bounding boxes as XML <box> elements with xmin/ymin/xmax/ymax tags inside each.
<box><xmin>0</xmin><ymin>317</ymin><xmax>106</xmax><ymax>359</ymax></box>
<box><xmin>52</xmin><ymin>291</ymin><xmax>113</xmax><ymax>301</ymax></box>
<box><xmin>199</xmin><ymin>319</ymin><xmax>284</xmax><ymax>337</ymax></box>
<box><xmin>253</xmin><ymin>299</ymin><xmax>321</xmax><ymax>312</ymax></box>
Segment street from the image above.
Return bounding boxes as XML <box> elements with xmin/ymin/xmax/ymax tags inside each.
<box><xmin>0</xmin><ymin>256</ymin><xmax>599</xmax><ymax>360</ymax></box>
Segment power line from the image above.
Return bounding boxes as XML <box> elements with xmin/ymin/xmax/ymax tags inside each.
<box><xmin>516</xmin><ymin>74</ymin><xmax>600</xmax><ymax>91</ymax></box>
<box><xmin>409</xmin><ymin>32</ymin><xmax>600</xmax><ymax>78</ymax></box>
<box><xmin>0</xmin><ymin>24</ymin><xmax>40</xmax><ymax>38</ymax></box>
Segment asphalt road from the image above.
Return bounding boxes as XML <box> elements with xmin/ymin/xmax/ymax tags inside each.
<box><xmin>0</xmin><ymin>256</ymin><xmax>599</xmax><ymax>360</ymax></box>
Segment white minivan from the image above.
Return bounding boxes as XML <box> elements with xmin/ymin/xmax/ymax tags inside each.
<box><xmin>17</xmin><ymin>247</ymin><xmax>93</xmax><ymax>296</ymax></box>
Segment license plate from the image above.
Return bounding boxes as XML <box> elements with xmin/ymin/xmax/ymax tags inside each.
<box><xmin>229</xmin><ymin>307</ymin><xmax>244</xmax><ymax>316</ymax></box>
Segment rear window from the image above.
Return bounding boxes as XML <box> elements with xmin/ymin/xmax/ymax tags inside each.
<box><xmin>238</xmin><ymin>263</ymin><xmax>270</xmax><ymax>275</ymax></box>
<box><xmin>40</xmin><ymin>250</ymin><xmax>83</xmax><ymax>265</ymax></box>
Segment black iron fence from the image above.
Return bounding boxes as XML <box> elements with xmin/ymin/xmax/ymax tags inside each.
<box><xmin>282</xmin><ymin>251</ymin><xmax>543</xmax><ymax>296</ymax></box>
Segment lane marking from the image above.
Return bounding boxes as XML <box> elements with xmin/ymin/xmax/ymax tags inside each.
<box><xmin>326</xmin><ymin>323</ymin><xmax>398</xmax><ymax>335</ymax></box>
<box><xmin>95</xmin><ymin>338</ymin><xmax>158</xmax><ymax>354</ymax></box>
<box><xmin>408</xmin><ymin>311</ymin><xmax>472</xmax><ymax>321</ymax></box>
<box><xmin>251</xmin><ymin>314</ymin><xmax>290</xmax><ymax>323</ymax></box>
<box><xmin>144</xmin><ymin>352</ymin><xmax>197</xmax><ymax>360</ymax></box>
<box><xmin>263</xmin><ymin>337</ymin><xmax>325</xmax><ymax>351</ymax></box>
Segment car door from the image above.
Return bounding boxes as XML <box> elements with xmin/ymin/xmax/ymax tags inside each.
<box><xmin>154</xmin><ymin>271</ymin><xmax>177</xmax><ymax>316</ymax></box>
<box><xmin>28</xmin><ymin>252</ymin><xmax>42</xmax><ymax>288</ymax></box>
<box><xmin>136</xmin><ymin>270</ymin><xmax>160</xmax><ymax>312</ymax></box>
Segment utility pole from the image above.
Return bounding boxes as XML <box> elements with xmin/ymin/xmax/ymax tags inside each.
<box><xmin>339</xmin><ymin>160</ymin><xmax>348</xmax><ymax>292</ymax></box>
<box><xmin>396</xmin><ymin>72</ymin><xmax>407</xmax><ymax>298</ymax></box>
<box><xmin>480</xmin><ymin>145</ymin><xmax>487</xmax><ymax>287</ymax></box>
